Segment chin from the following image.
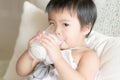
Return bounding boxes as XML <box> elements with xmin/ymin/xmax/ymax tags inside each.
<box><xmin>60</xmin><ymin>43</ymin><xmax>69</xmax><ymax>50</ymax></box>
<box><xmin>60</xmin><ymin>48</ymin><xmax>68</xmax><ymax>50</ymax></box>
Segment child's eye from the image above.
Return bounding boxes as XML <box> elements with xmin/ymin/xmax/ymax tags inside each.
<box><xmin>49</xmin><ymin>22</ymin><xmax>55</xmax><ymax>26</ymax></box>
<box><xmin>64</xmin><ymin>23</ymin><xmax>69</xmax><ymax>27</ymax></box>
<box><xmin>49</xmin><ymin>22</ymin><xmax>53</xmax><ymax>25</ymax></box>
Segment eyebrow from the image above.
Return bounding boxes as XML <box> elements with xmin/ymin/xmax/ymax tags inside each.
<box><xmin>60</xmin><ymin>19</ymin><xmax>70</xmax><ymax>22</ymax></box>
<box><xmin>48</xmin><ymin>18</ymin><xmax>70</xmax><ymax>22</ymax></box>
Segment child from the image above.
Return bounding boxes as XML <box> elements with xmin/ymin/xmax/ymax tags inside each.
<box><xmin>16</xmin><ymin>0</ymin><xmax>99</xmax><ymax>80</ymax></box>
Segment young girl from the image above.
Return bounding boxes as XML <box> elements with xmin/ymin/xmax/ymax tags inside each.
<box><xmin>16</xmin><ymin>0</ymin><xmax>99</xmax><ymax>80</ymax></box>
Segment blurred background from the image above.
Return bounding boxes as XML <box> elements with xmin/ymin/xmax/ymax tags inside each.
<box><xmin>0</xmin><ymin>0</ymin><xmax>27</xmax><ymax>60</ymax></box>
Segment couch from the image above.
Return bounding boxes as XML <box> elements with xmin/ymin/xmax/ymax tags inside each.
<box><xmin>0</xmin><ymin>0</ymin><xmax>120</xmax><ymax>80</ymax></box>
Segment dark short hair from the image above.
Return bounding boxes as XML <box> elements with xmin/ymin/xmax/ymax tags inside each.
<box><xmin>46</xmin><ymin>0</ymin><xmax>97</xmax><ymax>37</ymax></box>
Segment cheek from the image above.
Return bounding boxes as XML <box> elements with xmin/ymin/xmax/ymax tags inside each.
<box><xmin>61</xmin><ymin>30</ymin><xmax>79</xmax><ymax>47</ymax></box>
<box><xmin>64</xmin><ymin>35</ymin><xmax>74</xmax><ymax>46</ymax></box>
<box><xmin>66</xmin><ymin>32</ymin><xmax>81</xmax><ymax>43</ymax></box>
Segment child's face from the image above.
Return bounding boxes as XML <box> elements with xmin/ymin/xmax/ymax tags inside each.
<box><xmin>48</xmin><ymin>9</ymin><xmax>87</xmax><ymax>50</ymax></box>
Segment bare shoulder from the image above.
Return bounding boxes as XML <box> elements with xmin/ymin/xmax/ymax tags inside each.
<box><xmin>79</xmin><ymin>48</ymin><xmax>100</xmax><ymax>67</ymax></box>
<box><xmin>83</xmin><ymin>48</ymin><xmax>99</xmax><ymax>60</ymax></box>
<box><xmin>77</xmin><ymin>48</ymin><xmax>100</xmax><ymax>79</ymax></box>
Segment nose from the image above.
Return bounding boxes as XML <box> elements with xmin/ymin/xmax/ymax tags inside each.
<box><xmin>54</xmin><ymin>26</ymin><xmax>62</xmax><ymax>36</ymax></box>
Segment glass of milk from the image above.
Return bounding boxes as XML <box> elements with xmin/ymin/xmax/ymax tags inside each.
<box><xmin>29</xmin><ymin>25</ymin><xmax>62</xmax><ymax>62</ymax></box>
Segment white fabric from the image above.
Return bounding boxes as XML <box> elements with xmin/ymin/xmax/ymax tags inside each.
<box><xmin>29</xmin><ymin>0</ymin><xmax>50</xmax><ymax>10</ymax></box>
<box><xmin>86</xmin><ymin>32</ymin><xmax>120</xmax><ymax>80</ymax></box>
<box><xmin>3</xmin><ymin>1</ymin><xmax>120</xmax><ymax>80</ymax></box>
<box><xmin>98</xmin><ymin>37</ymin><xmax>120</xmax><ymax>80</ymax></box>
<box><xmin>86</xmin><ymin>31</ymin><xmax>108</xmax><ymax>56</ymax></box>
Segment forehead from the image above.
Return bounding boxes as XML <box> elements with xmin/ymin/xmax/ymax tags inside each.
<box><xmin>48</xmin><ymin>8</ymin><xmax>77</xmax><ymax>18</ymax></box>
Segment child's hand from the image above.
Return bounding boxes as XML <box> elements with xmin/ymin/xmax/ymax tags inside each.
<box><xmin>40</xmin><ymin>34</ymin><xmax>62</xmax><ymax>63</ymax></box>
<box><xmin>28</xmin><ymin>31</ymin><xmax>44</xmax><ymax>47</ymax></box>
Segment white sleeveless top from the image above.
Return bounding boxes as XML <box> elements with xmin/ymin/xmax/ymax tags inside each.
<box><xmin>29</xmin><ymin>46</ymin><xmax>100</xmax><ymax>80</ymax></box>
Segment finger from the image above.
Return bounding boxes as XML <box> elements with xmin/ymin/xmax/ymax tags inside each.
<box><xmin>29</xmin><ymin>35</ymin><xmax>39</xmax><ymax>44</ymax></box>
<box><xmin>40</xmin><ymin>35</ymin><xmax>52</xmax><ymax>45</ymax></box>
<box><xmin>42</xmin><ymin>34</ymin><xmax>58</xmax><ymax>46</ymax></box>
<box><xmin>40</xmin><ymin>38</ymin><xmax>52</xmax><ymax>51</ymax></box>
<box><xmin>38</xmin><ymin>31</ymin><xmax>44</xmax><ymax>37</ymax></box>
<box><xmin>40</xmin><ymin>38</ymin><xmax>59</xmax><ymax>53</ymax></box>
<box><xmin>48</xmin><ymin>34</ymin><xmax>60</xmax><ymax>45</ymax></box>
<box><xmin>30</xmin><ymin>31</ymin><xmax>45</xmax><ymax>44</ymax></box>
<box><xmin>41</xmin><ymin>35</ymin><xmax>58</xmax><ymax>48</ymax></box>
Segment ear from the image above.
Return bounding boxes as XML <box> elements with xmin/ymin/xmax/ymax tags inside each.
<box><xmin>81</xmin><ymin>23</ymin><xmax>92</xmax><ymax>36</ymax></box>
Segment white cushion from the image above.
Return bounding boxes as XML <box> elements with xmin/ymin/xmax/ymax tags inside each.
<box><xmin>29</xmin><ymin>0</ymin><xmax>50</xmax><ymax>10</ymax></box>
<box><xmin>86</xmin><ymin>32</ymin><xmax>120</xmax><ymax>80</ymax></box>
<box><xmin>99</xmin><ymin>37</ymin><xmax>120</xmax><ymax>80</ymax></box>
<box><xmin>4</xmin><ymin>1</ymin><xmax>120</xmax><ymax>80</ymax></box>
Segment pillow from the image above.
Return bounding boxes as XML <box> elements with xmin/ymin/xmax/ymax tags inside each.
<box><xmin>86</xmin><ymin>33</ymin><xmax>120</xmax><ymax>80</ymax></box>
<box><xmin>4</xmin><ymin>1</ymin><xmax>120</xmax><ymax>80</ymax></box>
<box><xmin>98</xmin><ymin>37</ymin><xmax>120</xmax><ymax>80</ymax></box>
<box><xmin>29</xmin><ymin>0</ymin><xmax>50</xmax><ymax>11</ymax></box>
<box><xmin>3</xmin><ymin>1</ymin><xmax>48</xmax><ymax>80</ymax></box>
<box><xmin>86</xmin><ymin>31</ymin><xmax>108</xmax><ymax>56</ymax></box>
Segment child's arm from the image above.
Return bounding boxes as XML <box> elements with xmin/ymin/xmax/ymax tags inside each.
<box><xmin>54</xmin><ymin>50</ymin><xmax>99</xmax><ymax>80</ymax></box>
<box><xmin>16</xmin><ymin>32</ymin><xmax>42</xmax><ymax>76</ymax></box>
<box><xmin>16</xmin><ymin>49</ymin><xmax>40</xmax><ymax>76</ymax></box>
